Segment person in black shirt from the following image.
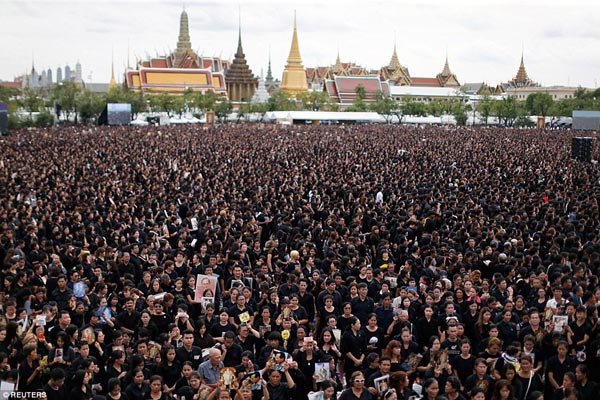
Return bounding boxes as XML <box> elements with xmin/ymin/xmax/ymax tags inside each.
<box><xmin>222</xmin><ymin>331</ymin><xmax>244</xmax><ymax>367</ymax></box>
<box><xmin>351</xmin><ymin>283</ymin><xmax>374</xmax><ymax>325</ymax></box>
<box><xmin>43</xmin><ymin>367</ymin><xmax>67</xmax><ymax>400</ymax></box>
<box><xmin>176</xmin><ymin>330</ymin><xmax>203</xmax><ymax>369</ymax></box>
<box><xmin>340</xmin><ymin>317</ymin><xmax>367</xmax><ymax>382</ymax></box>
<box><xmin>18</xmin><ymin>344</ymin><xmax>44</xmax><ymax>392</ymax></box>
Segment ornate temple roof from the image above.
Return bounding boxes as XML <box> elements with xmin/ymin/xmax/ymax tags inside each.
<box><xmin>506</xmin><ymin>53</ymin><xmax>539</xmax><ymax>88</ymax></box>
<box><xmin>436</xmin><ymin>55</ymin><xmax>460</xmax><ymax>87</ymax></box>
<box><xmin>225</xmin><ymin>24</ymin><xmax>257</xmax><ymax>85</ymax></box>
<box><xmin>173</xmin><ymin>10</ymin><xmax>197</xmax><ymax>68</ymax></box>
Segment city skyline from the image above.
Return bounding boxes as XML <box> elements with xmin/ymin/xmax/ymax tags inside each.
<box><xmin>1</xmin><ymin>0</ymin><xmax>600</xmax><ymax>88</ymax></box>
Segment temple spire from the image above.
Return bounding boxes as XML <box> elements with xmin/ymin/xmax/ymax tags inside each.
<box><xmin>286</xmin><ymin>11</ymin><xmax>303</xmax><ymax>65</ymax></box>
<box><xmin>441</xmin><ymin>53</ymin><xmax>452</xmax><ymax>76</ymax></box>
<box><xmin>515</xmin><ymin>52</ymin><xmax>529</xmax><ymax>83</ymax></box>
<box><xmin>388</xmin><ymin>38</ymin><xmax>401</xmax><ymax>69</ymax></box>
<box><xmin>109</xmin><ymin>48</ymin><xmax>117</xmax><ymax>89</ymax></box>
<box><xmin>280</xmin><ymin>11</ymin><xmax>307</xmax><ymax>95</ymax></box>
<box><xmin>176</xmin><ymin>8</ymin><xmax>192</xmax><ymax>52</ymax></box>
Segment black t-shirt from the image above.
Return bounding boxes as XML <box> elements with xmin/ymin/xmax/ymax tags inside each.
<box><xmin>43</xmin><ymin>384</ymin><xmax>67</xmax><ymax>400</ymax></box>
<box><xmin>451</xmin><ymin>354</ymin><xmax>476</xmax><ymax>385</ymax></box>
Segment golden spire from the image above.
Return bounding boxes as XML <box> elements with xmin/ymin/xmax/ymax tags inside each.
<box><xmin>109</xmin><ymin>49</ymin><xmax>117</xmax><ymax>89</ymax></box>
<box><xmin>515</xmin><ymin>52</ymin><xmax>529</xmax><ymax>83</ymax></box>
<box><xmin>441</xmin><ymin>53</ymin><xmax>452</xmax><ymax>76</ymax></box>
<box><xmin>388</xmin><ymin>38</ymin><xmax>401</xmax><ymax>70</ymax></box>
<box><xmin>286</xmin><ymin>11</ymin><xmax>303</xmax><ymax>65</ymax></box>
<box><xmin>280</xmin><ymin>11</ymin><xmax>307</xmax><ymax>95</ymax></box>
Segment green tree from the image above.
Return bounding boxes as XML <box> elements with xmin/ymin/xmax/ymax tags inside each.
<box><xmin>347</xmin><ymin>85</ymin><xmax>368</xmax><ymax>112</ymax></box>
<box><xmin>214</xmin><ymin>101</ymin><xmax>232</xmax><ymax>122</ymax></box>
<box><xmin>171</xmin><ymin>95</ymin><xmax>185</xmax><ymax>117</ymax></box>
<box><xmin>194</xmin><ymin>91</ymin><xmax>219</xmax><ymax>115</ymax></box>
<box><xmin>35</xmin><ymin>111</ymin><xmax>54</xmax><ymax>128</ymax></box>
<box><xmin>526</xmin><ymin>92</ymin><xmax>554</xmax><ymax>117</ymax></box>
<box><xmin>450</xmin><ymin>99</ymin><xmax>470</xmax><ymax>126</ymax></box>
<box><xmin>77</xmin><ymin>90</ymin><xmax>105</xmax><ymax>124</ymax></box>
<box><xmin>494</xmin><ymin>97</ymin><xmax>523</xmax><ymax>126</ymax></box>
<box><xmin>22</xmin><ymin>88</ymin><xmax>43</xmax><ymax>118</ymax></box>
<box><xmin>250</xmin><ymin>102</ymin><xmax>269</xmax><ymax>121</ymax></box>
<box><xmin>401</xmin><ymin>96</ymin><xmax>427</xmax><ymax>120</ymax></box>
<box><xmin>428</xmin><ymin>99</ymin><xmax>448</xmax><ymax>123</ymax></box>
<box><xmin>370</xmin><ymin>92</ymin><xmax>396</xmax><ymax>123</ymax></box>
<box><xmin>53</xmin><ymin>81</ymin><xmax>80</xmax><ymax>120</ymax></box>
<box><xmin>123</xmin><ymin>90</ymin><xmax>146</xmax><ymax>119</ymax></box>
<box><xmin>267</xmin><ymin>91</ymin><xmax>297</xmax><ymax>111</ymax></box>
<box><xmin>0</xmin><ymin>86</ymin><xmax>19</xmax><ymax>104</ymax></box>
<box><xmin>476</xmin><ymin>95</ymin><xmax>493</xmax><ymax>125</ymax></box>
<box><xmin>297</xmin><ymin>91</ymin><xmax>330</xmax><ymax>111</ymax></box>
<box><xmin>157</xmin><ymin>93</ymin><xmax>176</xmax><ymax>116</ymax></box>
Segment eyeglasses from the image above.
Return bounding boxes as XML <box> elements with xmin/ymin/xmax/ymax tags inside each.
<box><xmin>354</xmin><ymin>379</ymin><xmax>365</xmax><ymax>383</ymax></box>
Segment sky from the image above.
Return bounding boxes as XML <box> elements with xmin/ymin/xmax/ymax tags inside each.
<box><xmin>1</xmin><ymin>0</ymin><xmax>600</xmax><ymax>88</ymax></box>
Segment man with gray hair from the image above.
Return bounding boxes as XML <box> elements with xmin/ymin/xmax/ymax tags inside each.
<box><xmin>198</xmin><ymin>347</ymin><xmax>224</xmax><ymax>387</ymax></box>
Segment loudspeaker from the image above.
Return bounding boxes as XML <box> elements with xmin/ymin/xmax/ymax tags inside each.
<box><xmin>0</xmin><ymin>102</ymin><xmax>7</xmax><ymax>135</ymax></box>
<box><xmin>572</xmin><ymin>137</ymin><xmax>593</xmax><ymax>162</ymax></box>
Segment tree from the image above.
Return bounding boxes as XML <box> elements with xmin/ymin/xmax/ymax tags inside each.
<box><xmin>53</xmin><ymin>81</ymin><xmax>80</xmax><ymax>120</ymax></box>
<box><xmin>450</xmin><ymin>99</ymin><xmax>470</xmax><ymax>126</ymax></box>
<box><xmin>476</xmin><ymin>95</ymin><xmax>493</xmax><ymax>125</ymax></box>
<box><xmin>214</xmin><ymin>101</ymin><xmax>232</xmax><ymax>122</ymax></box>
<box><xmin>123</xmin><ymin>90</ymin><xmax>146</xmax><ymax>119</ymax></box>
<box><xmin>194</xmin><ymin>91</ymin><xmax>219</xmax><ymax>114</ymax></box>
<box><xmin>35</xmin><ymin>111</ymin><xmax>54</xmax><ymax>127</ymax></box>
<box><xmin>428</xmin><ymin>99</ymin><xmax>449</xmax><ymax>123</ymax></box>
<box><xmin>298</xmin><ymin>91</ymin><xmax>330</xmax><ymax>111</ymax></box>
<box><xmin>0</xmin><ymin>86</ymin><xmax>19</xmax><ymax>104</ymax></box>
<box><xmin>267</xmin><ymin>91</ymin><xmax>297</xmax><ymax>111</ymax></box>
<box><xmin>347</xmin><ymin>85</ymin><xmax>368</xmax><ymax>112</ymax></box>
<box><xmin>250</xmin><ymin>102</ymin><xmax>269</xmax><ymax>121</ymax></box>
<box><xmin>77</xmin><ymin>90</ymin><xmax>105</xmax><ymax>124</ymax></box>
<box><xmin>370</xmin><ymin>92</ymin><xmax>396</xmax><ymax>123</ymax></box>
<box><xmin>526</xmin><ymin>92</ymin><xmax>554</xmax><ymax>117</ymax></box>
<box><xmin>401</xmin><ymin>96</ymin><xmax>427</xmax><ymax>120</ymax></box>
<box><xmin>494</xmin><ymin>97</ymin><xmax>523</xmax><ymax>126</ymax></box>
<box><xmin>22</xmin><ymin>88</ymin><xmax>43</xmax><ymax>118</ymax></box>
<box><xmin>156</xmin><ymin>93</ymin><xmax>176</xmax><ymax>116</ymax></box>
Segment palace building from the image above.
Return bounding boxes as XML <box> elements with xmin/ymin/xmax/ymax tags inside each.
<box><xmin>125</xmin><ymin>9</ymin><xmax>228</xmax><ymax>96</ymax></box>
<box><xmin>379</xmin><ymin>43</ymin><xmax>460</xmax><ymax>88</ymax></box>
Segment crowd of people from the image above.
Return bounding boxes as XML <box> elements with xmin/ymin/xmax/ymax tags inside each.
<box><xmin>0</xmin><ymin>123</ymin><xmax>599</xmax><ymax>400</ymax></box>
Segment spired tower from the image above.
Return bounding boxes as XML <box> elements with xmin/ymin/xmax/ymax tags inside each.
<box><xmin>280</xmin><ymin>12</ymin><xmax>307</xmax><ymax>96</ymax></box>
<box><xmin>109</xmin><ymin>52</ymin><xmax>117</xmax><ymax>90</ymax></box>
<box><xmin>173</xmin><ymin>9</ymin><xmax>198</xmax><ymax>68</ymax></box>
<box><xmin>507</xmin><ymin>52</ymin><xmax>538</xmax><ymax>88</ymax></box>
<box><xmin>225</xmin><ymin>20</ymin><xmax>258</xmax><ymax>102</ymax></box>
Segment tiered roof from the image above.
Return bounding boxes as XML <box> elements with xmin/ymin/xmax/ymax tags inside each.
<box><xmin>225</xmin><ymin>22</ymin><xmax>258</xmax><ymax>101</ymax></box>
<box><xmin>506</xmin><ymin>53</ymin><xmax>539</xmax><ymax>88</ymax></box>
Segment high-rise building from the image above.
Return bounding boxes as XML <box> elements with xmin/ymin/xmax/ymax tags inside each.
<box><xmin>47</xmin><ymin>68</ymin><xmax>53</xmax><ymax>84</ymax></box>
<box><xmin>280</xmin><ymin>12</ymin><xmax>307</xmax><ymax>96</ymax></box>
<box><xmin>65</xmin><ymin>65</ymin><xmax>72</xmax><ymax>81</ymax></box>
<box><xmin>75</xmin><ymin>61</ymin><xmax>83</xmax><ymax>82</ymax></box>
<box><xmin>56</xmin><ymin>66</ymin><xmax>62</xmax><ymax>83</ymax></box>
